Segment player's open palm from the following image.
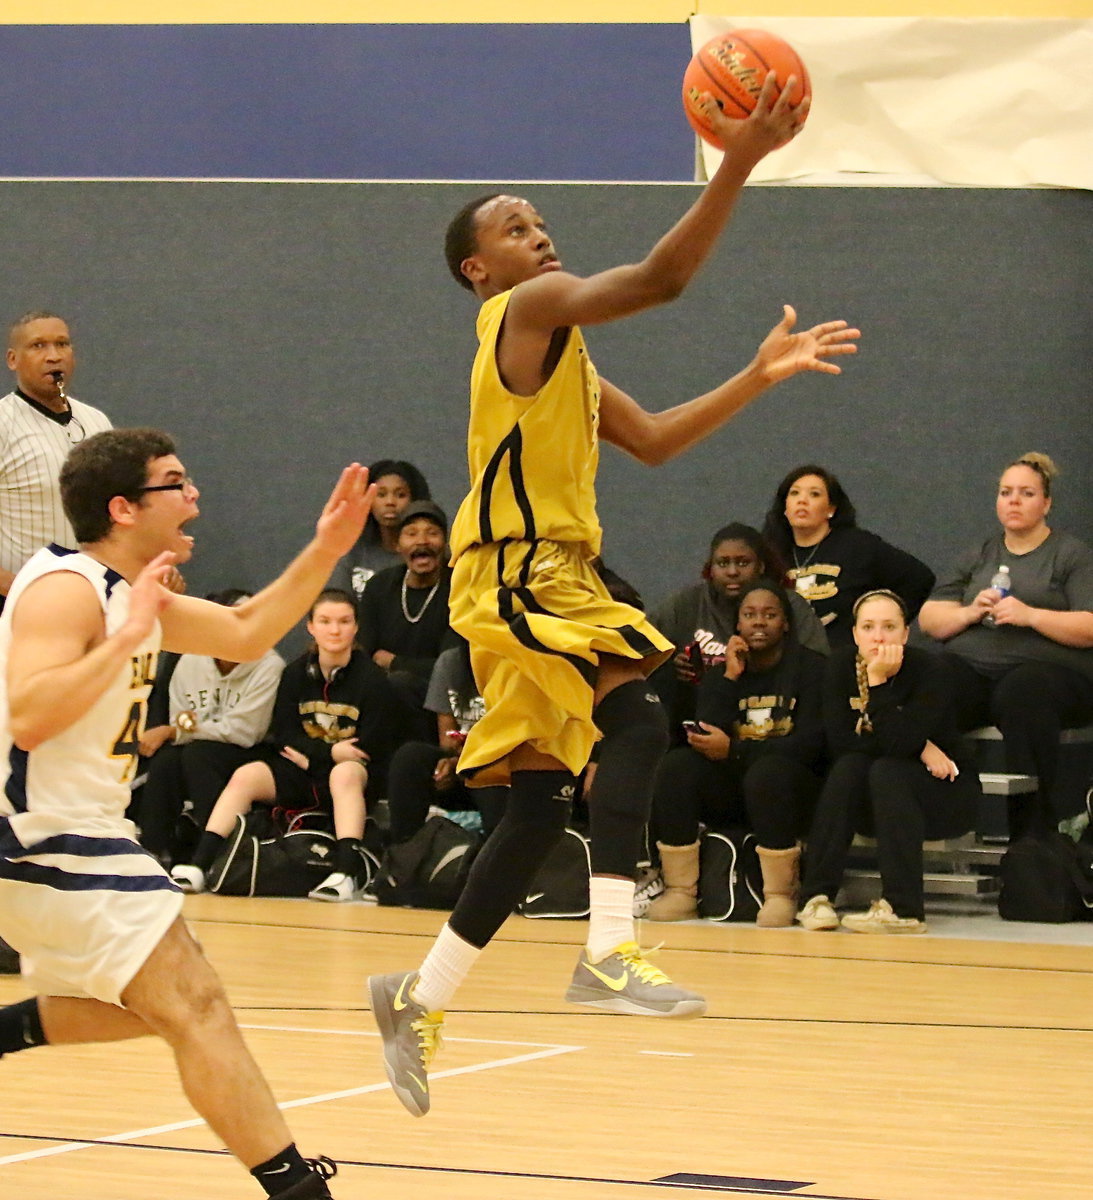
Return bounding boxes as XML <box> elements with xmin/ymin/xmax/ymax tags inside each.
<box><xmin>757</xmin><ymin>305</ymin><xmax>860</xmax><ymax>383</ymax></box>
<box><xmin>707</xmin><ymin>72</ymin><xmax>809</xmax><ymax>161</ymax></box>
<box><xmin>315</xmin><ymin>464</ymin><xmax>376</xmax><ymax>558</ymax></box>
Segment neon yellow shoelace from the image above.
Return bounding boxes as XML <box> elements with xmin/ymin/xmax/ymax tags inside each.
<box><xmin>618</xmin><ymin>943</ymin><xmax>672</xmax><ymax>986</ymax></box>
<box><xmin>412</xmin><ymin>1013</ymin><xmax>444</xmax><ymax>1067</ymax></box>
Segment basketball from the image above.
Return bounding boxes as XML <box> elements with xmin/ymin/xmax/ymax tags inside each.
<box><xmin>682</xmin><ymin>29</ymin><xmax>811</xmax><ymax>148</ymax></box>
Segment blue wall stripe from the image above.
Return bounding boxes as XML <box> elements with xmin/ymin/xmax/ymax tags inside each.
<box><xmin>0</xmin><ymin>25</ymin><xmax>694</xmax><ymax>181</ymax></box>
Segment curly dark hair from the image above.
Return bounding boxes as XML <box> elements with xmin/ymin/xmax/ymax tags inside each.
<box><xmin>60</xmin><ymin>428</ymin><xmax>177</xmax><ymax>544</ymax></box>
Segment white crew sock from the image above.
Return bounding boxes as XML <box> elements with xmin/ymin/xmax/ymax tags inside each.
<box><xmin>412</xmin><ymin>922</ymin><xmax>482</xmax><ymax>1012</ymax></box>
<box><xmin>586</xmin><ymin>875</ymin><xmax>637</xmax><ymax>962</ymax></box>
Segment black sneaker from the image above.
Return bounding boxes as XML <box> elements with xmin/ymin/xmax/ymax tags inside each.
<box><xmin>270</xmin><ymin>1157</ymin><xmax>338</xmax><ymax>1199</ymax></box>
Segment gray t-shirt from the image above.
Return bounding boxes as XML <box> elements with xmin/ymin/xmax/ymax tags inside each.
<box><xmin>424</xmin><ymin>646</ymin><xmax>484</xmax><ymax>732</ymax></box>
<box><xmin>929</xmin><ymin>529</ymin><xmax>1093</xmax><ymax>680</ymax></box>
<box><xmin>329</xmin><ymin>539</ymin><xmax>402</xmax><ymax>602</ymax></box>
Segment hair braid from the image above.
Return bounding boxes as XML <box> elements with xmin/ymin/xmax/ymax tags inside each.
<box><xmin>854</xmin><ymin>653</ymin><xmax>873</xmax><ymax>735</ymax></box>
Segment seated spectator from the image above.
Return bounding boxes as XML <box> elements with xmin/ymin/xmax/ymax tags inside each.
<box><xmin>357</xmin><ymin>500</ymin><xmax>457</xmax><ymax>742</ymax></box>
<box><xmin>136</xmin><ymin>588</ymin><xmax>284</xmax><ymax>865</ymax></box>
<box><xmin>333</xmin><ymin>458</ymin><xmax>431</xmax><ymax>601</ymax></box>
<box><xmin>651</xmin><ymin>522</ymin><xmax>827</xmax><ymax>738</ymax></box>
<box><xmin>385</xmin><ymin>638</ymin><xmax>506</xmax><ymax>845</ymax></box>
<box><xmin>647</xmin><ymin>579</ymin><xmax>826</xmax><ymax>925</ymax></box>
<box><xmin>918</xmin><ymin>452</ymin><xmax>1093</xmax><ymax>839</ymax></box>
<box><xmin>797</xmin><ymin>590</ymin><xmax>981</xmax><ymax>934</ymax></box>
<box><xmin>762</xmin><ymin>464</ymin><xmax>935</xmax><ymax>647</ymax></box>
<box><xmin>170</xmin><ymin>589</ymin><xmax>396</xmax><ymax>902</ymax></box>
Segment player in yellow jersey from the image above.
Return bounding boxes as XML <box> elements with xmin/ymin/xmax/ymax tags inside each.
<box><xmin>369</xmin><ymin>75</ymin><xmax>859</xmax><ymax>1118</ymax></box>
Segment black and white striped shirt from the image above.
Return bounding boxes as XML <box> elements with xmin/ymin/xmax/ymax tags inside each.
<box><xmin>0</xmin><ymin>389</ymin><xmax>112</xmax><ymax>577</ymax></box>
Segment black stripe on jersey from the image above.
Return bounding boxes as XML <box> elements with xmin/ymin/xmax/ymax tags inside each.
<box><xmin>1</xmin><ymin>829</ymin><xmax>156</xmax><ymax>860</ymax></box>
<box><xmin>0</xmin><ymin>858</ymin><xmax>180</xmax><ymax>893</ymax></box>
<box><xmin>495</xmin><ymin>575</ymin><xmax>595</xmax><ymax>686</ymax></box>
<box><xmin>613</xmin><ymin>622</ymin><xmax>662</xmax><ymax>657</ymax></box>
<box><xmin>478</xmin><ymin>425</ymin><xmax>537</xmax><ymax>545</ymax></box>
<box><xmin>513</xmin><ymin>543</ymin><xmax>660</xmax><ymax>659</ymax></box>
<box><xmin>5</xmin><ymin>748</ymin><xmax>28</xmax><ymax>814</ymax></box>
<box><xmin>103</xmin><ymin>564</ymin><xmax>125</xmax><ymax>600</ymax></box>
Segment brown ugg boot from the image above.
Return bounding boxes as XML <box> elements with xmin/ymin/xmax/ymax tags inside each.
<box><xmin>756</xmin><ymin>844</ymin><xmax>801</xmax><ymax>927</ymax></box>
<box><xmin>646</xmin><ymin>841</ymin><xmax>700</xmax><ymax>922</ymax></box>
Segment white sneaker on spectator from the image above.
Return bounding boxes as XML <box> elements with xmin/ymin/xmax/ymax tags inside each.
<box><xmin>309</xmin><ymin>871</ymin><xmax>359</xmax><ymax>903</ymax></box>
<box><xmin>797</xmin><ymin>894</ymin><xmax>839</xmax><ymax>931</ymax></box>
<box><xmin>841</xmin><ymin>898</ymin><xmax>926</xmax><ymax>935</ymax></box>
<box><xmin>170</xmin><ymin>864</ymin><xmax>206</xmax><ymax>894</ymax></box>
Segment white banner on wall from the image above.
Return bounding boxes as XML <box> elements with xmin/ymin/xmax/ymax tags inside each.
<box><xmin>690</xmin><ymin>16</ymin><xmax>1093</xmax><ymax>189</ymax></box>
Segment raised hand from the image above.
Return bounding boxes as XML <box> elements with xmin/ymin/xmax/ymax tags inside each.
<box><xmin>314</xmin><ymin>464</ymin><xmax>376</xmax><ymax>558</ymax></box>
<box><xmin>756</xmin><ymin>305</ymin><xmax>861</xmax><ymax>384</ymax></box>
<box><xmin>702</xmin><ymin>71</ymin><xmax>810</xmax><ymax>160</ymax></box>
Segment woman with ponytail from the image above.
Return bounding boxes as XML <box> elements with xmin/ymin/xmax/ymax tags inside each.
<box><xmin>797</xmin><ymin>590</ymin><xmax>981</xmax><ymax>934</ymax></box>
<box><xmin>919</xmin><ymin>453</ymin><xmax>1093</xmax><ymax>839</ymax></box>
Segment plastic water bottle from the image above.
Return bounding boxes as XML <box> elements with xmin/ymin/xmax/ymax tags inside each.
<box><xmin>983</xmin><ymin>564</ymin><xmax>1010</xmax><ymax>626</ymax></box>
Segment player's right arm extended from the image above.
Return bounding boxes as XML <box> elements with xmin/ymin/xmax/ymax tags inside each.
<box><xmin>6</xmin><ymin>557</ymin><xmax>174</xmax><ymax>751</ymax></box>
<box><xmin>512</xmin><ymin>75</ymin><xmax>806</xmax><ymax>332</ymax></box>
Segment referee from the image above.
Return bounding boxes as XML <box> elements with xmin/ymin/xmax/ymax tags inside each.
<box><xmin>1</xmin><ymin>310</ymin><xmax>112</xmax><ymax>605</ymax></box>
<box><xmin>0</xmin><ymin>311</ymin><xmax>112</xmax><ymax>972</ymax></box>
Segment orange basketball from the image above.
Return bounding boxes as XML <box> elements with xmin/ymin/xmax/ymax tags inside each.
<box><xmin>682</xmin><ymin>28</ymin><xmax>811</xmax><ymax>148</ymax></box>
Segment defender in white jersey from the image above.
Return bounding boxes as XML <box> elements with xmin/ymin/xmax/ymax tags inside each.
<box><xmin>0</xmin><ymin>428</ymin><xmax>373</xmax><ymax>1200</ymax></box>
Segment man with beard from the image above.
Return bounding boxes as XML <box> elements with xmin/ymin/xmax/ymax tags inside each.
<box><xmin>356</xmin><ymin>501</ymin><xmax>457</xmax><ymax>744</ymax></box>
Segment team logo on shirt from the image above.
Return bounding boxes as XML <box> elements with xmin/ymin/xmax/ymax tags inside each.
<box><xmin>789</xmin><ymin>564</ymin><xmax>840</xmax><ymax>603</ymax></box>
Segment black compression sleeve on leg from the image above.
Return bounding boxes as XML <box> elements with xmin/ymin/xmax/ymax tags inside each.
<box><xmin>0</xmin><ymin>997</ymin><xmax>46</xmax><ymax>1055</ymax></box>
<box><xmin>587</xmin><ymin>680</ymin><xmax>670</xmax><ymax>877</ymax></box>
<box><xmin>448</xmin><ymin>770</ymin><xmax>575</xmax><ymax>949</ymax></box>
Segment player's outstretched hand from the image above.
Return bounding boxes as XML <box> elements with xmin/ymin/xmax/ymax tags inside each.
<box><xmin>315</xmin><ymin>464</ymin><xmax>376</xmax><ymax>558</ymax></box>
<box><xmin>703</xmin><ymin>71</ymin><xmax>810</xmax><ymax>162</ymax></box>
<box><xmin>755</xmin><ymin>305</ymin><xmax>860</xmax><ymax>384</ymax></box>
<box><xmin>127</xmin><ymin>550</ymin><xmax>178</xmax><ymax>641</ymax></box>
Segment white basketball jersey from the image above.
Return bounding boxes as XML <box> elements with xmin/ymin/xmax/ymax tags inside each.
<box><xmin>0</xmin><ymin>545</ymin><xmax>160</xmax><ymax>839</ymax></box>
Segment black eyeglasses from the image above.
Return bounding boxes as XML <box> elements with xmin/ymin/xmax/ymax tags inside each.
<box><xmin>138</xmin><ymin>476</ymin><xmax>195</xmax><ymax>495</ymax></box>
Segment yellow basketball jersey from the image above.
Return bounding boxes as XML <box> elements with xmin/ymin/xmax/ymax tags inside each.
<box><xmin>449</xmin><ymin>289</ymin><xmax>603</xmax><ymax>561</ymax></box>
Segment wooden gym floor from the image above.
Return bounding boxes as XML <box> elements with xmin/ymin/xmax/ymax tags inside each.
<box><xmin>1</xmin><ymin>896</ymin><xmax>1091</xmax><ymax>1200</ymax></box>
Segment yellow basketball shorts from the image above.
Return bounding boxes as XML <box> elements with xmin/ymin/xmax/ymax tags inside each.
<box><xmin>449</xmin><ymin>539</ymin><xmax>672</xmax><ymax>784</ymax></box>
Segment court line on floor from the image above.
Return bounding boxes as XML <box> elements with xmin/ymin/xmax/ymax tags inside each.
<box><xmin>185</xmin><ymin>912</ymin><xmax>1093</xmax><ymax>977</ymax></box>
<box><xmin>0</xmin><ymin>1025</ymin><xmax>582</xmax><ymax>1167</ymax></box>
<box><xmin>236</xmin><ymin>1006</ymin><xmax>1093</xmax><ymax>1035</ymax></box>
<box><xmin>0</xmin><ymin>1133</ymin><xmax>880</xmax><ymax>1199</ymax></box>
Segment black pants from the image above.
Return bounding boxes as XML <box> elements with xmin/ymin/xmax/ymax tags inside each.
<box><xmin>386</xmin><ymin>740</ymin><xmax>506</xmax><ymax>843</ymax></box>
<box><xmin>938</xmin><ymin>654</ymin><xmax>1093</xmax><ymax>838</ymax></box>
<box><xmin>137</xmin><ymin>741</ymin><xmax>253</xmax><ymax>862</ymax></box>
<box><xmin>800</xmin><ymin>752</ymin><xmax>981</xmax><ymax>919</ymax></box>
<box><xmin>652</xmin><ymin>745</ymin><xmax>821</xmax><ymax>849</ymax></box>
